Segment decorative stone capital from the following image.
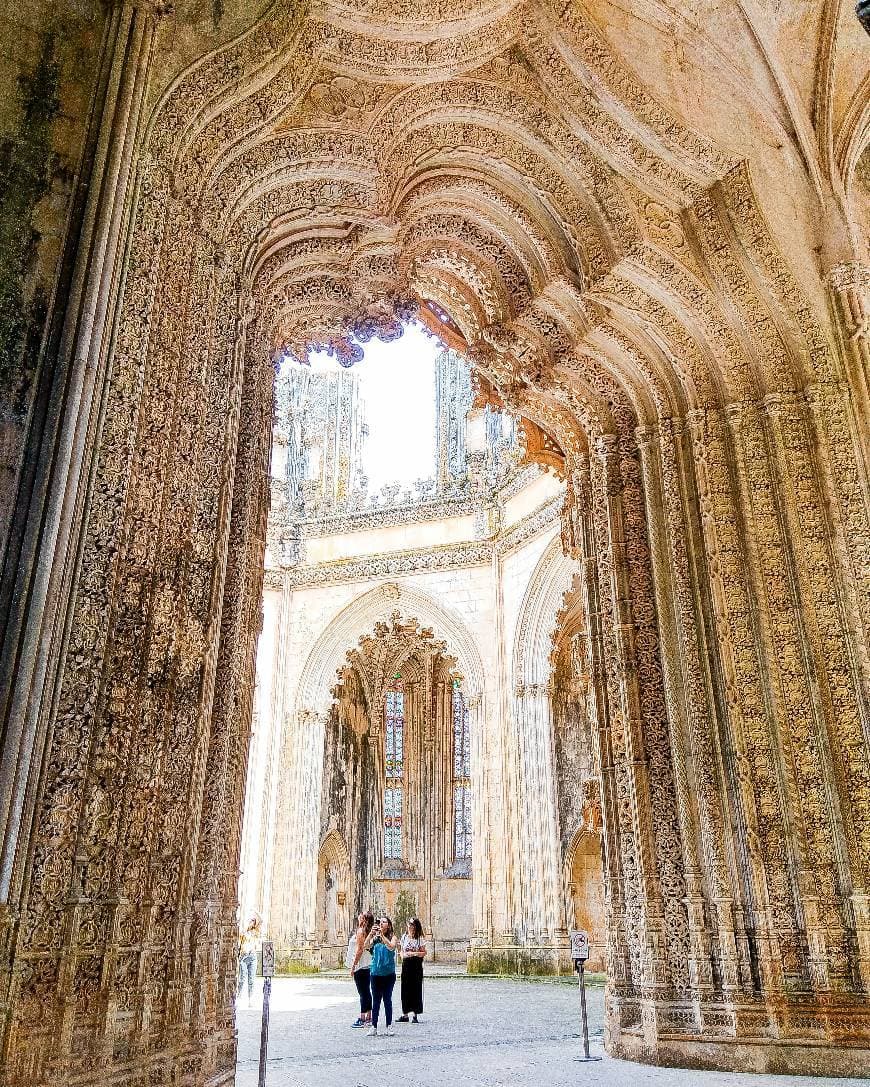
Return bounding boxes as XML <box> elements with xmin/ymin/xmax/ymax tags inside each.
<box><xmin>762</xmin><ymin>390</ymin><xmax>801</xmax><ymax>418</ymax></box>
<box><xmin>634</xmin><ymin>425</ymin><xmax>657</xmax><ymax>451</ymax></box>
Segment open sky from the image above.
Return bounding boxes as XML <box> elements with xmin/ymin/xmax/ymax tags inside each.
<box><xmin>307</xmin><ymin>322</ymin><xmax>438</xmax><ymax>493</ymax></box>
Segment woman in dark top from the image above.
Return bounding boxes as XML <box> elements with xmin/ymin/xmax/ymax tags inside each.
<box><xmin>397</xmin><ymin>916</ymin><xmax>426</xmax><ymax>1022</ymax></box>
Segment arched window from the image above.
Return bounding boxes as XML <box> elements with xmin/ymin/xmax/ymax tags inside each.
<box><xmin>452</xmin><ymin>681</ymin><xmax>472</xmax><ymax>860</ymax></box>
<box><xmin>384</xmin><ymin>678</ymin><xmax>405</xmax><ymax>860</ymax></box>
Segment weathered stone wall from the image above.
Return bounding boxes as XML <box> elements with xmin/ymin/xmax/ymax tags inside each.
<box><xmin>0</xmin><ymin>2</ymin><xmax>106</xmax><ymax>546</ymax></box>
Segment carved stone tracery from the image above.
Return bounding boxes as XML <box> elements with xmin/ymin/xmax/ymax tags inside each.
<box><xmin>2</xmin><ymin>0</ymin><xmax>869</xmax><ymax>1083</ymax></box>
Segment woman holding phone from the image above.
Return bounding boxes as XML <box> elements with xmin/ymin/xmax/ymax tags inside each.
<box><xmin>366</xmin><ymin>916</ymin><xmax>398</xmax><ymax>1036</ymax></box>
<box><xmin>397</xmin><ymin>916</ymin><xmax>426</xmax><ymax>1022</ymax></box>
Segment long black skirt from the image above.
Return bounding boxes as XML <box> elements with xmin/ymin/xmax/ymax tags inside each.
<box><xmin>400</xmin><ymin>957</ymin><xmax>424</xmax><ymax>1015</ymax></box>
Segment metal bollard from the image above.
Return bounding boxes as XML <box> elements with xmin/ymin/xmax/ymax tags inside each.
<box><xmin>570</xmin><ymin>929</ymin><xmax>602</xmax><ymax>1064</ymax></box>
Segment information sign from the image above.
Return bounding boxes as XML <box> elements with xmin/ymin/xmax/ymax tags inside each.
<box><xmin>570</xmin><ymin>929</ymin><xmax>590</xmax><ymax>962</ymax></box>
<box><xmin>261</xmin><ymin>940</ymin><xmax>275</xmax><ymax>978</ymax></box>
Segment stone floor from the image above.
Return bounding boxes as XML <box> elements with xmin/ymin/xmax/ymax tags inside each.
<box><xmin>235</xmin><ymin>976</ymin><xmax>865</xmax><ymax>1087</ymax></box>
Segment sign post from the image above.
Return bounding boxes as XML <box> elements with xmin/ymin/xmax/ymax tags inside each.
<box><xmin>570</xmin><ymin>930</ymin><xmax>601</xmax><ymax>1063</ymax></box>
<box><xmin>258</xmin><ymin>941</ymin><xmax>275</xmax><ymax>1087</ymax></box>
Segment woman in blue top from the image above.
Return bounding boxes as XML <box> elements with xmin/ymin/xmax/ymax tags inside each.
<box><xmin>365</xmin><ymin>916</ymin><xmax>398</xmax><ymax>1036</ymax></box>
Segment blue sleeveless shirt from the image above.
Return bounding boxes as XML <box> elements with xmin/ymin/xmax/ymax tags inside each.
<box><xmin>370</xmin><ymin>940</ymin><xmax>396</xmax><ymax>976</ymax></box>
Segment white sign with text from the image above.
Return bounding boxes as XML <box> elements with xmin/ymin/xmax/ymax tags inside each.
<box><xmin>570</xmin><ymin>929</ymin><xmax>590</xmax><ymax>961</ymax></box>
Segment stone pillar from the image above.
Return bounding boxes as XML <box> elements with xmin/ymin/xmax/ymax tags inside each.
<box><xmin>493</xmin><ymin>548</ymin><xmax>521</xmax><ymax>946</ymax></box>
<box><xmin>828</xmin><ymin>262</ymin><xmax>870</xmax><ymax>430</ymax></box>
<box><xmin>635</xmin><ymin>422</ymin><xmax>724</xmax><ymax>1003</ymax></box>
<box><xmin>269</xmin><ymin>708</ymin><xmax>327</xmax><ymax>954</ymax></box>
<box><xmin>467</xmin><ymin>692</ymin><xmax>493</xmax><ymax>945</ymax></box>
<box><xmin>238</xmin><ymin>577</ymin><xmax>285</xmax><ymax>924</ymax></box>
<box><xmin>0</xmin><ymin>0</ymin><xmax>160</xmax><ymax>938</ymax></box>
<box><xmin>511</xmin><ymin>682</ymin><xmax>569</xmax><ymax>970</ymax></box>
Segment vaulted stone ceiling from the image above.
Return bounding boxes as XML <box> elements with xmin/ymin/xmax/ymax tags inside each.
<box><xmin>129</xmin><ymin>0</ymin><xmax>868</xmax><ymax>460</ymax></box>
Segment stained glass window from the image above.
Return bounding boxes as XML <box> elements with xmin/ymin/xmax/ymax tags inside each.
<box><xmin>452</xmin><ymin>682</ymin><xmax>472</xmax><ymax>859</ymax></box>
<box><xmin>384</xmin><ymin>681</ymin><xmax>405</xmax><ymax>859</ymax></box>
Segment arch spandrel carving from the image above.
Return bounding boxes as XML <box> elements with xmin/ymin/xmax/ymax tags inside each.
<box><xmin>296</xmin><ymin>583</ymin><xmax>486</xmax><ymax>717</ymax></box>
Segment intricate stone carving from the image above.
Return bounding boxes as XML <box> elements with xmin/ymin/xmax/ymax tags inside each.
<box><xmin>3</xmin><ymin>0</ymin><xmax>869</xmax><ymax>1081</ymax></box>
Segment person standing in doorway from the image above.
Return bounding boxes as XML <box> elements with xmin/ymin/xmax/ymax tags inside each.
<box><xmin>347</xmin><ymin>911</ymin><xmax>375</xmax><ymax>1027</ymax></box>
<box><xmin>397</xmin><ymin>916</ymin><xmax>426</xmax><ymax>1022</ymax></box>
<box><xmin>366</xmin><ymin>916</ymin><xmax>398</xmax><ymax>1037</ymax></box>
<box><xmin>237</xmin><ymin>915</ymin><xmax>262</xmax><ymax>1008</ymax></box>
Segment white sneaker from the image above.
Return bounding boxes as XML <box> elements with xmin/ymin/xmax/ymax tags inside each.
<box><xmin>385</xmin><ymin>1026</ymin><xmax>395</xmax><ymax>1036</ymax></box>
<box><xmin>366</xmin><ymin>1026</ymin><xmax>378</xmax><ymax>1037</ymax></box>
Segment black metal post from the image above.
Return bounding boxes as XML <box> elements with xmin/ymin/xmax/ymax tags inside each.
<box><xmin>258</xmin><ymin>975</ymin><xmax>272</xmax><ymax>1087</ymax></box>
<box><xmin>579</xmin><ymin>963</ymin><xmax>590</xmax><ymax>1058</ymax></box>
<box><xmin>572</xmin><ymin>958</ymin><xmax>602</xmax><ymax>1063</ymax></box>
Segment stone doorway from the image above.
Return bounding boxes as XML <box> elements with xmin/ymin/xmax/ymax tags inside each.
<box><xmin>564</xmin><ymin>830</ymin><xmax>606</xmax><ymax>973</ymax></box>
<box><xmin>315</xmin><ymin>832</ymin><xmax>352</xmax><ymax>969</ymax></box>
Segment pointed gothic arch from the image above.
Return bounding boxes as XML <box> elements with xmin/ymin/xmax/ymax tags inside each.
<box><xmin>296</xmin><ymin>581</ymin><xmax>487</xmax><ymax>717</ymax></box>
<box><xmin>269</xmin><ymin>603</ymin><xmax>484</xmax><ymax>966</ymax></box>
<box><xmin>512</xmin><ymin>531</ymin><xmax>579</xmax><ymax>688</ymax></box>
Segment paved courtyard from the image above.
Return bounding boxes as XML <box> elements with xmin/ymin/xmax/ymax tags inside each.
<box><xmin>236</xmin><ymin>976</ymin><xmax>866</xmax><ymax>1087</ymax></box>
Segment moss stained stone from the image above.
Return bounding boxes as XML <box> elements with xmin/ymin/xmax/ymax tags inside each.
<box><xmin>0</xmin><ymin>32</ymin><xmax>60</xmax><ymax>416</ymax></box>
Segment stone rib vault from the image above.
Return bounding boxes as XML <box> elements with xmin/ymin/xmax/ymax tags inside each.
<box><xmin>0</xmin><ymin>1</ymin><xmax>868</xmax><ymax>1084</ymax></box>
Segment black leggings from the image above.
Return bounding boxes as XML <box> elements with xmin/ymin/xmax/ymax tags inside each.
<box><xmin>353</xmin><ymin>968</ymin><xmax>372</xmax><ymax>1014</ymax></box>
<box><xmin>370</xmin><ymin>972</ymin><xmax>396</xmax><ymax>1027</ymax></box>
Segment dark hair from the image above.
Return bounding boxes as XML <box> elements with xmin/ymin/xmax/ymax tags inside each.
<box><xmin>359</xmin><ymin>911</ymin><xmax>375</xmax><ymax>935</ymax></box>
<box><xmin>379</xmin><ymin>915</ymin><xmax>394</xmax><ymax>938</ymax></box>
<box><xmin>408</xmin><ymin>917</ymin><xmax>423</xmax><ymax>940</ymax></box>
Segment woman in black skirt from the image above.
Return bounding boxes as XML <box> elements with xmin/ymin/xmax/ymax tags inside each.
<box><xmin>397</xmin><ymin>916</ymin><xmax>426</xmax><ymax>1022</ymax></box>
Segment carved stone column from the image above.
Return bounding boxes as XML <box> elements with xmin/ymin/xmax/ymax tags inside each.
<box><xmin>565</xmin><ymin>459</ymin><xmax>633</xmax><ymax>1002</ymax></box>
<box><xmin>828</xmin><ymin>262</ymin><xmax>870</xmax><ymax>434</ymax></box>
<box><xmin>688</xmin><ymin>406</ymin><xmax>790</xmax><ymax>1012</ymax></box>
<box><xmin>269</xmin><ymin>708</ymin><xmax>328</xmax><ymax>951</ymax></box>
<box><xmin>511</xmin><ymin>682</ymin><xmax>566</xmax><ymax>962</ymax></box>
<box><xmin>590</xmin><ymin>433</ymin><xmax>687</xmax><ymax>1027</ymax></box>
<box><xmin>635</xmin><ymin>422</ymin><xmax>717</xmax><ymax>1004</ymax></box>
<box><xmin>0</xmin><ymin>11</ymin><xmax>167</xmax><ymax>1077</ymax></box>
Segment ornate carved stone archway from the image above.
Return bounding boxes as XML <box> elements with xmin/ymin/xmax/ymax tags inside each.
<box><xmin>266</xmin><ymin>590</ymin><xmax>488</xmax><ymax>965</ymax></box>
<box><xmin>1</xmin><ymin>2</ymin><xmax>868</xmax><ymax>1084</ymax></box>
